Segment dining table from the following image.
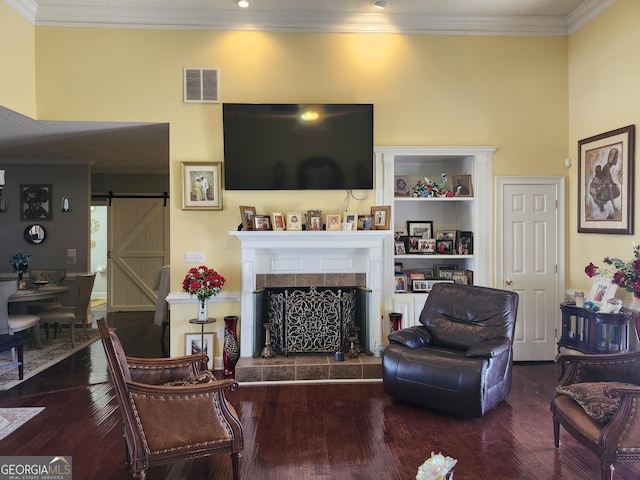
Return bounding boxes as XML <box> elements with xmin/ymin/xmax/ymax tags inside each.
<box><xmin>8</xmin><ymin>285</ymin><xmax>71</xmax><ymax>303</ymax></box>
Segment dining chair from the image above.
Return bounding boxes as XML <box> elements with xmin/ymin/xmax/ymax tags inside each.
<box><xmin>27</xmin><ymin>268</ymin><xmax>68</xmax><ymax>337</ymax></box>
<box><xmin>0</xmin><ymin>280</ymin><xmax>42</xmax><ymax>350</ymax></box>
<box><xmin>36</xmin><ymin>273</ymin><xmax>96</xmax><ymax>347</ymax></box>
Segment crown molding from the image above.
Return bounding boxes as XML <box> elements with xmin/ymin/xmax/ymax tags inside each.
<box><xmin>5</xmin><ymin>0</ymin><xmax>616</xmax><ymax>37</ymax></box>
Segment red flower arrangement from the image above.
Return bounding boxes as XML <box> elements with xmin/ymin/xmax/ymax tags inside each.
<box><xmin>183</xmin><ymin>265</ymin><xmax>226</xmax><ymax>301</ymax></box>
<box><xmin>585</xmin><ymin>244</ymin><xmax>640</xmax><ymax>298</ymax></box>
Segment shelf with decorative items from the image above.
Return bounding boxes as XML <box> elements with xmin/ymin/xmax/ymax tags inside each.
<box><xmin>375</xmin><ymin>146</ymin><xmax>495</xmax><ymax>329</ymax></box>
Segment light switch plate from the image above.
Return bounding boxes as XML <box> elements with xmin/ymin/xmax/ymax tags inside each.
<box><xmin>185</xmin><ymin>252</ymin><xmax>205</xmax><ymax>263</ymax></box>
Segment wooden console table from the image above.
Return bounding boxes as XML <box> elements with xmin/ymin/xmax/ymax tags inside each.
<box><xmin>559</xmin><ymin>303</ymin><xmax>633</xmax><ymax>354</ymax></box>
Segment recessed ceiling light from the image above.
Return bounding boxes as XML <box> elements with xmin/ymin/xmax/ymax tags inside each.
<box><xmin>372</xmin><ymin>0</ymin><xmax>388</xmax><ymax>9</ymax></box>
<box><xmin>236</xmin><ymin>0</ymin><xmax>250</xmax><ymax>7</ymax></box>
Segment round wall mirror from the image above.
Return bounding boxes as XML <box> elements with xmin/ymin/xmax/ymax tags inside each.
<box><xmin>24</xmin><ymin>224</ymin><xmax>47</xmax><ymax>244</ymax></box>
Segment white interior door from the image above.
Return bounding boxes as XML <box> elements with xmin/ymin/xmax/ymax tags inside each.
<box><xmin>496</xmin><ymin>177</ymin><xmax>565</xmax><ymax>361</ymax></box>
<box><xmin>107</xmin><ymin>198</ymin><xmax>169</xmax><ymax>312</ymax></box>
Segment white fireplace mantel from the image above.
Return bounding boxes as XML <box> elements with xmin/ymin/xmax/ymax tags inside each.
<box><xmin>229</xmin><ymin>230</ymin><xmax>391</xmax><ymax>356</ymax></box>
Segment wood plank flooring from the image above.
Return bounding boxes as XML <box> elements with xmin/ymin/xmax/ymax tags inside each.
<box><xmin>1</xmin><ymin>313</ymin><xmax>639</xmax><ymax>479</ymax></box>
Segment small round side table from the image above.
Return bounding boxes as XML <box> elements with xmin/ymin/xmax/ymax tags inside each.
<box><xmin>189</xmin><ymin>318</ymin><xmax>216</xmax><ymax>359</ymax></box>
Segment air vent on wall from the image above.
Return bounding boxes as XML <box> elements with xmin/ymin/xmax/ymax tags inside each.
<box><xmin>184</xmin><ymin>68</ymin><xmax>219</xmax><ymax>103</ymax></box>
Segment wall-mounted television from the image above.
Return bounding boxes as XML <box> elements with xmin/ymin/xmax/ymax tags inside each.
<box><xmin>223</xmin><ymin>103</ymin><xmax>374</xmax><ymax>190</ymax></box>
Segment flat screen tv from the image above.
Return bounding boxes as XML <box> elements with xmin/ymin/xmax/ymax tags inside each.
<box><xmin>223</xmin><ymin>103</ymin><xmax>374</xmax><ymax>190</ymax></box>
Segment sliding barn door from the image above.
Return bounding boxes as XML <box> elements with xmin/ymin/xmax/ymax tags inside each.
<box><xmin>107</xmin><ymin>198</ymin><xmax>169</xmax><ymax>312</ymax></box>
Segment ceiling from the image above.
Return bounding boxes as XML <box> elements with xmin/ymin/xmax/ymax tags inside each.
<box><xmin>0</xmin><ymin>0</ymin><xmax>616</xmax><ymax>175</ymax></box>
<box><xmin>8</xmin><ymin>0</ymin><xmax>616</xmax><ymax>36</ymax></box>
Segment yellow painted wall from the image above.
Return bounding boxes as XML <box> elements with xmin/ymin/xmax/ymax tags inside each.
<box><xmin>0</xmin><ymin>2</ymin><xmax>36</xmax><ymax>116</ymax></box>
<box><xmin>568</xmin><ymin>0</ymin><xmax>640</xmax><ymax>302</ymax></box>
<box><xmin>28</xmin><ymin>26</ymin><xmax>569</xmax><ymax>356</ymax></box>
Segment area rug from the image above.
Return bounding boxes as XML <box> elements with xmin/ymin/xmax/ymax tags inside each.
<box><xmin>0</xmin><ymin>328</ymin><xmax>101</xmax><ymax>391</ymax></box>
<box><xmin>0</xmin><ymin>407</ymin><xmax>45</xmax><ymax>440</ymax></box>
<box><xmin>91</xmin><ymin>298</ymin><xmax>106</xmax><ymax>308</ymax></box>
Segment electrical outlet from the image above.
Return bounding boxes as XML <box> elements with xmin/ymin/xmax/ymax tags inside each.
<box><xmin>185</xmin><ymin>252</ymin><xmax>205</xmax><ymax>263</ymax></box>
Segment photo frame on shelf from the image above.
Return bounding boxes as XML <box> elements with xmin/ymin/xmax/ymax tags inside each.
<box><xmin>326</xmin><ymin>214</ymin><xmax>342</xmax><ymax>231</ymax></box>
<box><xmin>394</xmin><ymin>175</ymin><xmax>411</xmax><ymax>197</ymax></box>
<box><xmin>436</xmin><ymin>239</ymin><xmax>454</xmax><ymax>255</ymax></box>
<box><xmin>436</xmin><ymin>264</ymin><xmax>458</xmax><ymax>278</ymax></box>
<box><xmin>343</xmin><ymin>212</ymin><xmax>357</xmax><ymax>230</ymax></box>
<box><xmin>394</xmin><ymin>274</ymin><xmax>407</xmax><ymax>293</ymax></box>
<box><xmin>458</xmin><ymin>231</ymin><xmax>474</xmax><ymax>254</ymax></box>
<box><xmin>425</xmin><ymin>279</ymin><xmax>454</xmax><ymax>292</ymax></box>
<box><xmin>452</xmin><ymin>273</ymin><xmax>469</xmax><ymax>285</ymax></box>
<box><xmin>357</xmin><ymin>214</ymin><xmax>372</xmax><ymax>230</ymax></box>
<box><xmin>287</xmin><ymin>212</ymin><xmax>302</xmax><ymax>231</ymax></box>
<box><xmin>181</xmin><ymin>162</ymin><xmax>222</xmax><ymax>210</ymax></box>
<box><xmin>185</xmin><ymin>333</ymin><xmax>214</xmax><ymax>370</ymax></box>
<box><xmin>407</xmin><ymin>236</ymin><xmax>421</xmax><ymax>253</ymax></box>
<box><xmin>450</xmin><ymin>174</ymin><xmax>473</xmax><ymax>197</ymax></box>
<box><xmin>436</xmin><ymin>230</ymin><xmax>457</xmax><ymax>242</ymax></box>
<box><xmin>305</xmin><ymin>210</ymin><xmax>323</xmax><ymax>231</ymax></box>
<box><xmin>421</xmin><ymin>268</ymin><xmax>436</xmax><ymax>278</ymax></box>
<box><xmin>239</xmin><ymin>206</ymin><xmax>256</xmax><ymax>231</ymax></box>
<box><xmin>20</xmin><ymin>184</ymin><xmax>52</xmax><ymax>220</ymax></box>
<box><xmin>371</xmin><ymin>206</ymin><xmax>391</xmax><ymax>230</ymax></box>
<box><xmin>416</xmin><ymin>238</ymin><xmax>432</xmax><ymax>254</ymax></box>
<box><xmin>412</xmin><ymin>279</ymin><xmax>429</xmax><ymax>292</ymax></box>
<box><xmin>407</xmin><ymin>221</ymin><xmax>433</xmax><ymax>238</ymax></box>
<box><xmin>271</xmin><ymin>212</ymin><xmax>286</xmax><ymax>231</ymax></box>
<box><xmin>394</xmin><ymin>240</ymin><xmax>406</xmax><ymax>255</ymax></box>
<box><xmin>253</xmin><ymin>215</ymin><xmax>271</xmax><ymax>231</ymax></box>
<box><xmin>578</xmin><ymin>125</ymin><xmax>635</xmax><ymax>234</ymax></box>
<box><xmin>586</xmin><ymin>277</ymin><xmax>618</xmax><ymax>306</ymax></box>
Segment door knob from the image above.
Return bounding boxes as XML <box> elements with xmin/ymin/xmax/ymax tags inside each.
<box><xmin>506</xmin><ymin>278</ymin><xmax>513</xmax><ymax>285</ymax></box>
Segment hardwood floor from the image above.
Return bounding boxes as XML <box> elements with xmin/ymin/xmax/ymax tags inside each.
<box><xmin>1</xmin><ymin>313</ymin><xmax>639</xmax><ymax>479</ymax></box>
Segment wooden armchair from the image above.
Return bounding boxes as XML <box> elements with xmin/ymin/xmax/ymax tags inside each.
<box><xmin>551</xmin><ymin>350</ymin><xmax>640</xmax><ymax>480</ymax></box>
<box><xmin>97</xmin><ymin>318</ymin><xmax>243</xmax><ymax>479</ymax></box>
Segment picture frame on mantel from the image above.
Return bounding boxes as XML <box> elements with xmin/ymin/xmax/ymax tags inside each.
<box><xmin>181</xmin><ymin>161</ymin><xmax>222</xmax><ymax>210</ymax></box>
<box><xmin>578</xmin><ymin>125</ymin><xmax>635</xmax><ymax>234</ymax></box>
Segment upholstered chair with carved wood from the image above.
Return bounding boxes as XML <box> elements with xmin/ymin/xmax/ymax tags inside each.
<box><xmin>551</xmin><ymin>350</ymin><xmax>640</xmax><ymax>480</ymax></box>
<box><xmin>97</xmin><ymin>318</ymin><xmax>243</xmax><ymax>480</ymax></box>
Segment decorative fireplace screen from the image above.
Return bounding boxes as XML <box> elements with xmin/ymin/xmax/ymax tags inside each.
<box><xmin>253</xmin><ymin>286</ymin><xmax>369</xmax><ymax>356</ymax></box>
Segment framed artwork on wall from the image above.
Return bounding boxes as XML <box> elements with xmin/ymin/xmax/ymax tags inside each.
<box><xmin>181</xmin><ymin>162</ymin><xmax>222</xmax><ymax>210</ymax></box>
<box><xmin>578</xmin><ymin>125</ymin><xmax>635</xmax><ymax>234</ymax></box>
<box><xmin>20</xmin><ymin>184</ymin><xmax>52</xmax><ymax>221</ymax></box>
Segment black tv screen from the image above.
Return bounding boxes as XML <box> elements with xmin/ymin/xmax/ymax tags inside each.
<box><xmin>223</xmin><ymin>103</ymin><xmax>374</xmax><ymax>190</ymax></box>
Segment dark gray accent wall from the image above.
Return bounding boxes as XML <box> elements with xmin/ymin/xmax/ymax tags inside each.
<box><xmin>0</xmin><ymin>163</ymin><xmax>90</xmax><ymax>274</ymax></box>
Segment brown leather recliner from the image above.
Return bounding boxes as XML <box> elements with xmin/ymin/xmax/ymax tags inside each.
<box><xmin>97</xmin><ymin>318</ymin><xmax>244</xmax><ymax>479</ymax></box>
<box><xmin>382</xmin><ymin>283</ymin><xmax>519</xmax><ymax>417</ymax></box>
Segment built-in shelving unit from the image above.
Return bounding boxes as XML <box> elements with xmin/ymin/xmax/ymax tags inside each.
<box><xmin>375</xmin><ymin>146</ymin><xmax>495</xmax><ymax>328</ymax></box>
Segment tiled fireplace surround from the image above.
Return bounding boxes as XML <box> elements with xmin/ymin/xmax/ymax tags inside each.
<box><xmin>229</xmin><ymin>230</ymin><xmax>388</xmax><ymax>382</ymax></box>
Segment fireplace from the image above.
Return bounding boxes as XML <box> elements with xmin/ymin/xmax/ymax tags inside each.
<box><xmin>254</xmin><ymin>286</ymin><xmax>370</xmax><ymax>356</ymax></box>
<box><xmin>229</xmin><ymin>230</ymin><xmax>388</xmax><ymax>358</ymax></box>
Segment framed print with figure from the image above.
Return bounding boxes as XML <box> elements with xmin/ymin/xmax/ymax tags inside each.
<box><xmin>240</xmin><ymin>206</ymin><xmax>256</xmax><ymax>231</ymax></box>
<box><xmin>185</xmin><ymin>333</ymin><xmax>214</xmax><ymax>369</ymax></box>
<box><xmin>287</xmin><ymin>212</ymin><xmax>302</xmax><ymax>231</ymax></box>
<box><xmin>587</xmin><ymin>277</ymin><xmax>617</xmax><ymax>306</ymax></box>
<box><xmin>326</xmin><ymin>214</ymin><xmax>342</xmax><ymax>230</ymax></box>
<box><xmin>450</xmin><ymin>174</ymin><xmax>473</xmax><ymax>197</ymax></box>
<box><xmin>371</xmin><ymin>206</ymin><xmax>390</xmax><ymax>230</ymax></box>
<box><xmin>271</xmin><ymin>212</ymin><xmax>286</xmax><ymax>231</ymax></box>
<box><xmin>182</xmin><ymin>162</ymin><xmax>222</xmax><ymax>210</ymax></box>
<box><xmin>578</xmin><ymin>125</ymin><xmax>635</xmax><ymax>234</ymax></box>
